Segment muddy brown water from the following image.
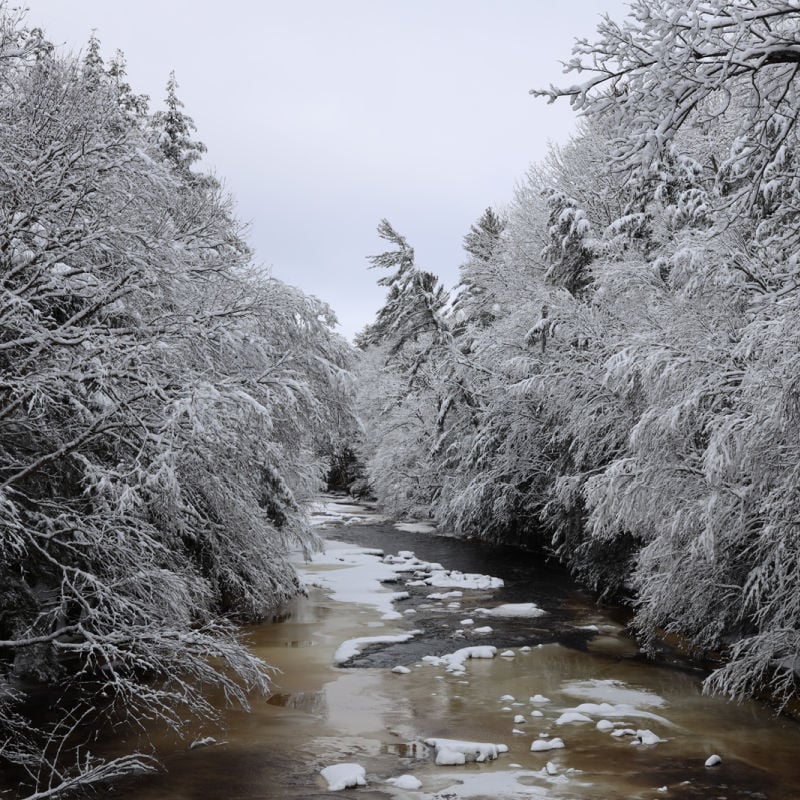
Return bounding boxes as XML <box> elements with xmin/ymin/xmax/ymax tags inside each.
<box><xmin>29</xmin><ymin>500</ymin><xmax>800</xmax><ymax>798</ymax></box>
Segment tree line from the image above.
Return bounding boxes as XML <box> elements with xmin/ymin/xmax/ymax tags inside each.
<box><xmin>356</xmin><ymin>0</ymin><xmax>800</xmax><ymax>711</ymax></box>
<box><xmin>0</xmin><ymin>8</ymin><xmax>354</xmax><ymax>797</ymax></box>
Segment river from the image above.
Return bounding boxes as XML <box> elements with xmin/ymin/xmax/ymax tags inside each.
<box><xmin>109</xmin><ymin>495</ymin><xmax>800</xmax><ymax>800</ymax></box>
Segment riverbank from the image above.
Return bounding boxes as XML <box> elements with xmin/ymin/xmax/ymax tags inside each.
<box><xmin>109</xmin><ymin>495</ymin><xmax>800</xmax><ymax>799</ymax></box>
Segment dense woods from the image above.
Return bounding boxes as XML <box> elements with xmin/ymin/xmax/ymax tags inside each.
<box><xmin>356</xmin><ymin>0</ymin><xmax>800</xmax><ymax>710</ymax></box>
<box><xmin>4</xmin><ymin>0</ymin><xmax>800</xmax><ymax>797</ymax></box>
<box><xmin>0</xmin><ymin>9</ymin><xmax>353</xmax><ymax>797</ymax></box>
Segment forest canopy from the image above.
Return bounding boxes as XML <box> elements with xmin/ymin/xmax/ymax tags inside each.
<box><xmin>0</xmin><ymin>8</ymin><xmax>354</xmax><ymax>797</ymax></box>
<box><xmin>356</xmin><ymin>0</ymin><xmax>800</xmax><ymax>710</ymax></box>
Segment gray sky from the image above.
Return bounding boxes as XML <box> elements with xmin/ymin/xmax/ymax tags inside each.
<box><xmin>25</xmin><ymin>1</ymin><xmax>630</xmax><ymax>340</ymax></box>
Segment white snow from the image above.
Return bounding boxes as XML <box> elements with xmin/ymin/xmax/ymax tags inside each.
<box><xmin>473</xmin><ymin>626</ymin><xmax>493</xmax><ymax>634</ymax></box>
<box><xmin>555</xmin><ymin>711</ymin><xmax>593</xmax><ymax>725</ymax></box>
<box><xmin>596</xmin><ymin>719</ymin><xmax>615</xmax><ymax>732</ymax></box>
<box><xmin>530</xmin><ymin>694</ymin><xmax>550</xmax><ymax>704</ymax></box>
<box><xmin>428</xmin><ymin>591</ymin><xmax>463</xmax><ymax>600</ymax></box>
<box><xmin>531</xmin><ymin>710</ymin><xmax>544</xmax><ymax>717</ymax></box>
<box><xmin>423</xmin><ymin>645</ymin><xmax>497</xmax><ymax>673</ymax></box>
<box><xmin>514</xmin><ymin>714</ymin><xmax>526</xmax><ymax>724</ymax></box>
<box><xmin>611</xmin><ymin>728</ymin><xmax>637</xmax><ymax>737</ymax></box>
<box><xmin>386</xmin><ymin>774</ymin><xmax>422</xmax><ymax>789</ymax></box>
<box><xmin>500</xmin><ymin>649</ymin><xmax>516</xmax><ymax>657</ymax></box>
<box><xmin>561</xmin><ymin>679</ymin><xmax>666</xmax><ymax>708</ymax></box>
<box><xmin>320</xmin><ymin>763</ymin><xmax>367</xmax><ymax>791</ymax></box>
<box><xmin>500</xmin><ymin>694</ymin><xmax>515</xmax><ymax>701</ymax></box>
<box><xmin>474</xmin><ymin>603</ymin><xmax>546</xmax><ymax>618</ymax></box>
<box><xmin>705</xmin><ymin>754</ymin><xmax>722</xmax><ymax>767</ymax></box>
<box><xmin>633</xmin><ymin>729</ymin><xmax>665</xmax><ymax>746</ymax></box>
<box><xmin>391</xmin><ymin>665</ymin><xmax>411</xmax><ymax>674</ymax></box>
<box><xmin>531</xmin><ymin>738</ymin><xmax>565</xmax><ymax>752</ymax></box>
<box><xmin>460</xmin><ymin>618</ymin><xmax>475</xmax><ymax>626</ymax></box>
<box><xmin>427</xmin><ymin>570</ymin><xmax>504</xmax><ymax>589</ymax></box>
<box><xmin>425</xmin><ymin>737</ymin><xmax>508</xmax><ymax>763</ymax></box>
<box><xmin>567</xmin><ymin>701</ymin><xmax>672</xmax><ymax>726</ymax></box>
<box><xmin>334</xmin><ymin>632</ymin><xmax>421</xmax><ymax>664</ymax></box>
<box><xmin>394</xmin><ymin>521</ymin><xmax>436</xmax><ymax>533</ymax></box>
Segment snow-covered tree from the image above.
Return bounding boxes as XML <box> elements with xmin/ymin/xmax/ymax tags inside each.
<box><xmin>151</xmin><ymin>70</ymin><xmax>207</xmax><ymax>171</ymax></box>
<box><xmin>0</xmin><ymin>11</ymin><xmax>355</xmax><ymax>797</ymax></box>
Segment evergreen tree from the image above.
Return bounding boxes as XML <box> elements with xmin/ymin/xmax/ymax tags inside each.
<box><xmin>151</xmin><ymin>70</ymin><xmax>206</xmax><ymax>171</ymax></box>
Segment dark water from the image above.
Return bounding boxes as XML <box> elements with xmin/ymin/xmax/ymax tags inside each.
<box><xmin>15</xmin><ymin>497</ymin><xmax>800</xmax><ymax>799</ymax></box>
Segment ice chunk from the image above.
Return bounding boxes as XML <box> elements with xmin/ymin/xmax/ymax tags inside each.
<box><xmin>705</xmin><ymin>754</ymin><xmax>722</xmax><ymax>767</ymax></box>
<box><xmin>425</xmin><ymin>737</ymin><xmax>508</xmax><ymax>764</ymax></box>
<box><xmin>320</xmin><ymin>763</ymin><xmax>367</xmax><ymax>791</ymax></box>
<box><xmin>596</xmin><ymin>719</ymin><xmax>614</xmax><ymax>732</ymax></box>
<box><xmin>555</xmin><ymin>711</ymin><xmax>593</xmax><ymax>725</ymax></box>
<box><xmin>460</xmin><ymin>618</ymin><xmax>475</xmax><ymax>626</ymax></box>
<box><xmin>611</xmin><ymin>728</ymin><xmax>637</xmax><ymax>737</ymax></box>
<box><xmin>500</xmin><ymin>694</ymin><xmax>515</xmax><ymax>701</ymax></box>
<box><xmin>334</xmin><ymin>631</ymin><xmax>420</xmax><ymax>663</ymax></box>
<box><xmin>427</xmin><ymin>570</ymin><xmax>504</xmax><ymax>590</ymax></box>
<box><xmin>633</xmin><ymin>730</ymin><xmax>667</xmax><ymax>744</ymax></box>
<box><xmin>387</xmin><ymin>774</ymin><xmax>422</xmax><ymax>789</ymax></box>
<box><xmin>500</xmin><ymin>650</ymin><xmax>516</xmax><ymax>657</ymax></box>
<box><xmin>391</xmin><ymin>665</ymin><xmax>411</xmax><ymax>674</ymax></box>
<box><xmin>474</xmin><ymin>602</ymin><xmax>546</xmax><ymax>618</ymax></box>
<box><xmin>531</xmin><ymin>710</ymin><xmax>544</xmax><ymax>717</ymax></box>
<box><xmin>513</xmin><ymin>714</ymin><xmax>526</xmax><ymax>724</ymax></box>
<box><xmin>530</xmin><ymin>694</ymin><xmax>550</xmax><ymax>704</ymax></box>
<box><xmin>634</xmin><ymin>729</ymin><xmax>665</xmax><ymax>746</ymax></box>
<box><xmin>531</xmin><ymin>738</ymin><xmax>565</xmax><ymax>752</ymax></box>
<box><xmin>473</xmin><ymin>626</ymin><xmax>493</xmax><ymax>634</ymax></box>
<box><xmin>545</xmin><ymin>761</ymin><xmax>558</xmax><ymax>775</ymax></box>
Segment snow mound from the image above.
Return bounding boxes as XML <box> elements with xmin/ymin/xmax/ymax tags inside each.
<box><xmin>334</xmin><ymin>631</ymin><xmax>421</xmax><ymax>663</ymax></box>
<box><xmin>530</xmin><ymin>694</ymin><xmax>550</xmax><ymax>704</ymax></box>
<box><xmin>427</xmin><ymin>570</ymin><xmax>504</xmax><ymax>590</ymax></box>
<box><xmin>568</xmin><ymin>701</ymin><xmax>672</xmax><ymax>726</ymax></box>
<box><xmin>531</xmin><ymin>738</ymin><xmax>565</xmax><ymax>752</ymax></box>
<box><xmin>320</xmin><ymin>763</ymin><xmax>366</xmax><ymax>790</ymax></box>
<box><xmin>394</xmin><ymin>521</ymin><xmax>436</xmax><ymax>533</ymax></box>
<box><xmin>387</xmin><ymin>774</ymin><xmax>422</xmax><ymax>789</ymax></box>
<box><xmin>561</xmin><ymin>678</ymin><xmax>665</xmax><ymax>708</ymax></box>
<box><xmin>632</xmin><ymin>729</ymin><xmax>665</xmax><ymax>745</ymax></box>
<box><xmin>391</xmin><ymin>665</ymin><xmax>411</xmax><ymax>674</ymax></box>
<box><xmin>425</xmin><ymin>737</ymin><xmax>508</xmax><ymax>764</ymax></box>
<box><xmin>474</xmin><ymin>603</ymin><xmax>546</xmax><ymax>618</ymax></box>
<box><xmin>555</xmin><ymin>711</ymin><xmax>593</xmax><ymax>725</ymax></box>
<box><xmin>423</xmin><ymin>646</ymin><xmax>497</xmax><ymax>673</ymax></box>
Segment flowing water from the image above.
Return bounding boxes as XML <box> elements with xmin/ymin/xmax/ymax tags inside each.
<box><xmin>97</xmin><ymin>498</ymin><xmax>800</xmax><ymax>798</ymax></box>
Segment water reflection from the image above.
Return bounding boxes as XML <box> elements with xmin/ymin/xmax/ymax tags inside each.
<box><xmin>70</xmin><ymin>517</ymin><xmax>800</xmax><ymax>799</ymax></box>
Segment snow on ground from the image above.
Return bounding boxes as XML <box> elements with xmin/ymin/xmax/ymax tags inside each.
<box><xmin>320</xmin><ymin>763</ymin><xmax>367</xmax><ymax>790</ymax></box>
<box><xmin>334</xmin><ymin>632</ymin><xmax>421</xmax><ymax>664</ymax></box>
<box><xmin>297</xmin><ymin>544</ymin><xmax>504</xmax><ymax>631</ymax></box>
<box><xmin>309</xmin><ymin>494</ymin><xmax>388</xmax><ymax>527</ymax></box>
<box><xmin>473</xmin><ymin>602</ymin><xmax>546</xmax><ymax>618</ymax></box>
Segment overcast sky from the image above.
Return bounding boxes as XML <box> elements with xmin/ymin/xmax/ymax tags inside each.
<box><xmin>25</xmin><ymin>1</ymin><xmax>630</xmax><ymax>340</ymax></box>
